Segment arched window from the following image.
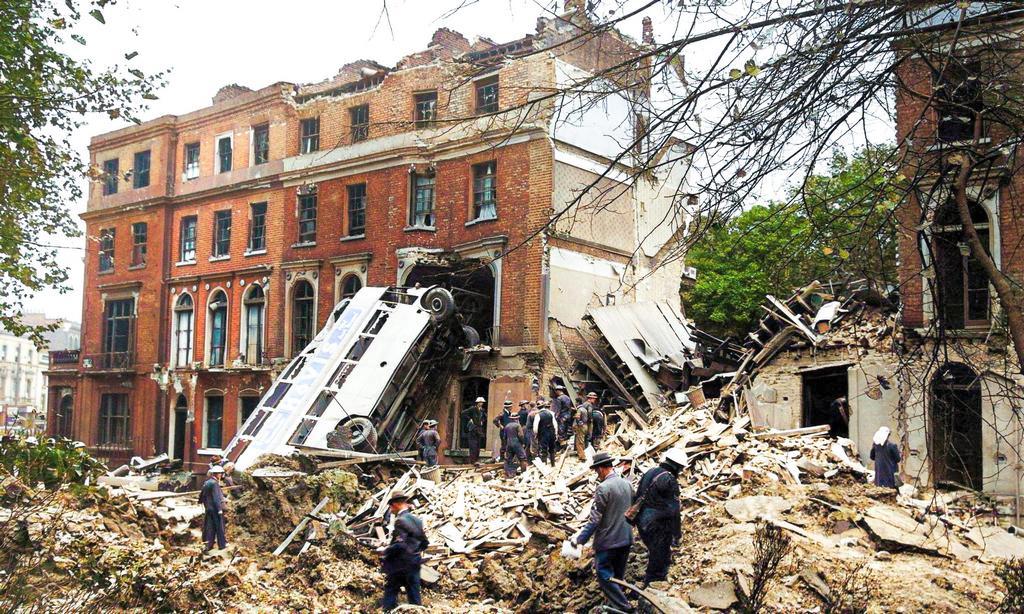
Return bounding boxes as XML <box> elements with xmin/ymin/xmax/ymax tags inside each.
<box><xmin>57</xmin><ymin>392</ymin><xmax>73</xmax><ymax>437</ymax></box>
<box><xmin>340</xmin><ymin>274</ymin><xmax>362</xmax><ymax>301</ymax></box>
<box><xmin>243</xmin><ymin>285</ymin><xmax>265</xmax><ymax>365</ymax></box>
<box><xmin>930</xmin><ymin>363</ymin><xmax>982</xmax><ymax>489</ymax></box>
<box><xmin>933</xmin><ymin>199</ymin><xmax>990</xmax><ymax>328</ymax></box>
<box><xmin>172</xmin><ymin>394</ymin><xmax>188</xmax><ymax>460</ymax></box>
<box><xmin>208</xmin><ymin>290</ymin><xmax>228</xmax><ymax>367</ymax></box>
<box><xmin>292</xmin><ymin>280</ymin><xmax>315</xmax><ymax>355</ymax></box>
<box><xmin>173</xmin><ymin>294</ymin><xmax>194</xmax><ymax>366</ymax></box>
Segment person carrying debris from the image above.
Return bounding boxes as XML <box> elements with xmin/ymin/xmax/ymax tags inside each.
<box><xmin>590</xmin><ymin>402</ymin><xmax>607</xmax><ymax>450</ymax></box>
<box><xmin>502</xmin><ymin>413</ymin><xmax>529</xmax><ymax>477</ymax></box>
<box><xmin>553</xmin><ymin>385</ymin><xmax>574</xmax><ymax>447</ymax></box>
<box><xmin>199</xmin><ymin>465</ymin><xmax>228</xmax><ymax>551</ymax></box>
<box><xmin>573</xmin><ymin>451</ymin><xmax>634</xmax><ymax>612</ymax></box>
<box><xmin>493</xmin><ymin>400</ymin><xmax>515</xmax><ymax>462</ymax></box>
<box><xmin>417</xmin><ymin>420</ymin><xmax>441</xmax><ymax>467</ymax></box>
<box><xmin>870</xmin><ymin>426</ymin><xmax>901</xmax><ymax>489</ymax></box>
<box><xmin>574</xmin><ymin>392</ymin><xmax>597</xmax><ymax>459</ymax></box>
<box><xmin>534</xmin><ymin>400</ymin><xmax>559</xmax><ymax>465</ymax></box>
<box><xmin>461</xmin><ymin>397</ymin><xmax>485</xmax><ymax>464</ymax></box>
<box><xmin>634</xmin><ymin>448</ymin><xmax>685</xmax><ymax>588</ymax></box>
<box><xmin>381</xmin><ymin>489</ymin><xmax>428</xmax><ymax>610</ymax></box>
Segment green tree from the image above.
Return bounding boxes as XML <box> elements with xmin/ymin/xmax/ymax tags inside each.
<box><xmin>0</xmin><ymin>0</ymin><xmax>164</xmax><ymax>344</ymax></box>
<box><xmin>684</xmin><ymin>145</ymin><xmax>898</xmax><ymax>338</ymax></box>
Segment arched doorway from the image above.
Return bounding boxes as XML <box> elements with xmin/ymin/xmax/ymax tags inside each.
<box><xmin>405</xmin><ymin>262</ymin><xmax>496</xmax><ymax>343</ymax></box>
<box><xmin>458</xmin><ymin>377</ymin><xmax>490</xmax><ymax>450</ymax></box>
<box><xmin>57</xmin><ymin>392</ymin><xmax>73</xmax><ymax>438</ymax></box>
<box><xmin>930</xmin><ymin>362</ymin><xmax>983</xmax><ymax>489</ymax></box>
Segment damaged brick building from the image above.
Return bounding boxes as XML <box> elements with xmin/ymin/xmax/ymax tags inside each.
<box><xmin>45</xmin><ymin>5</ymin><xmax>692</xmax><ymax>469</ymax></box>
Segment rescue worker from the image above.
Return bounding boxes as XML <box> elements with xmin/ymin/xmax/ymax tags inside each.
<box><xmin>573</xmin><ymin>392</ymin><xmax>596</xmax><ymax>460</ymax></box>
<box><xmin>635</xmin><ymin>448</ymin><xmax>685</xmax><ymax>588</ymax></box>
<box><xmin>524</xmin><ymin>402</ymin><xmax>539</xmax><ymax>461</ymax></box>
<box><xmin>502</xmin><ymin>413</ymin><xmax>529</xmax><ymax>477</ymax></box>
<box><xmin>518</xmin><ymin>401</ymin><xmax>532</xmax><ymax>460</ymax></box>
<box><xmin>573</xmin><ymin>451</ymin><xmax>634</xmax><ymax>612</ymax></box>
<box><xmin>460</xmin><ymin>397</ymin><xmax>485</xmax><ymax>464</ymax></box>
<box><xmin>493</xmin><ymin>400</ymin><xmax>514</xmax><ymax>462</ymax></box>
<box><xmin>534</xmin><ymin>400</ymin><xmax>559</xmax><ymax>465</ymax></box>
<box><xmin>381</xmin><ymin>489</ymin><xmax>428</xmax><ymax>610</ymax></box>
<box><xmin>222</xmin><ymin>461</ymin><xmax>236</xmax><ymax>488</ymax></box>
<box><xmin>590</xmin><ymin>401</ymin><xmax>607</xmax><ymax>450</ymax></box>
<box><xmin>199</xmin><ymin>465</ymin><xmax>228</xmax><ymax>551</ymax></box>
<box><xmin>417</xmin><ymin>420</ymin><xmax>441</xmax><ymax>467</ymax></box>
<box><xmin>553</xmin><ymin>385</ymin><xmax>574</xmax><ymax>448</ymax></box>
<box><xmin>870</xmin><ymin>426</ymin><xmax>901</xmax><ymax>489</ymax></box>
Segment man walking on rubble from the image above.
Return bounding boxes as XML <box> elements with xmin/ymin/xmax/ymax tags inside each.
<box><xmin>381</xmin><ymin>489</ymin><xmax>428</xmax><ymax>610</ymax></box>
<box><xmin>494</xmin><ymin>399</ymin><xmax>514</xmax><ymax>462</ymax></box>
<box><xmin>461</xmin><ymin>397</ymin><xmax>485</xmax><ymax>464</ymax></box>
<box><xmin>635</xmin><ymin>448</ymin><xmax>686</xmax><ymax>588</ymax></box>
<box><xmin>573</xmin><ymin>451</ymin><xmax>634</xmax><ymax>612</ymax></box>
<box><xmin>534</xmin><ymin>400</ymin><xmax>559</xmax><ymax>465</ymax></box>
<box><xmin>199</xmin><ymin>465</ymin><xmax>228</xmax><ymax>551</ymax></box>
<box><xmin>574</xmin><ymin>392</ymin><xmax>597</xmax><ymax>460</ymax></box>
<box><xmin>502</xmin><ymin>412</ymin><xmax>529</xmax><ymax>477</ymax></box>
<box><xmin>870</xmin><ymin>426</ymin><xmax>901</xmax><ymax>489</ymax></box>
<box><xmin>553</xmin><ymin>385</ymin><xmax>574</xmax><ymax>449</ymax></box>
<box><xmin>519</xmin><ymin>401</ymin><xmax>533</xmax><ymax>460</ymax></box>
<box><xmin>590</xmin><ymin>401</ymin><xmax>607</xmax><ymax>450</ymax></box>
<box><xmin>417</xmin><ymin>420</ymin><xmax>441</xmax><ymax>467</ymax></box>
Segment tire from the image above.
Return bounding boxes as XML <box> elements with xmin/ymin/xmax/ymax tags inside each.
<box><xmin>336</xmin><ymin>416</ymin><xmax>379</xmax><ymax>453</ymax></box>
<box><xmin>420</xmin><ymin>287</ymin><xmax>456</xmax><ymax>320</ymax></box>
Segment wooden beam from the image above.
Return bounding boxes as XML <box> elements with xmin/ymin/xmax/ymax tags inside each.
<box><xmin>273</xmin><ymin>496</ymin><xmax>330</xmax><ymax>556</ymax></box>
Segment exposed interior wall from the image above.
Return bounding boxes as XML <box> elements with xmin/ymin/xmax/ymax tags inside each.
<box><xmin>547</xmin><ymin>246</ymin><xmax>628</xmax><ymax>326</ymax></box>
<box><xmin>551</xmin><ymin>158</ymin><xmax>637</xmax><ymax>254</ymax></box>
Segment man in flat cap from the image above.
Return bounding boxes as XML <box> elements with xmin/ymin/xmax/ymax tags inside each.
<box><xmin>381</xmin><ymin>489</ymin><xmax>428</xmax><ymax>610</ymax></box>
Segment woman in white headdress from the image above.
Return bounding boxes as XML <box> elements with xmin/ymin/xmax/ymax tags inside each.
<box><xmin>870</xmin><ymin>426</ymin><xmax>901</xmax><ymax>488</ymax></box>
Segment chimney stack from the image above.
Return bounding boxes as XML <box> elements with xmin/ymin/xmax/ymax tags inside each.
<box><xmin>642</xmin><ymin>16</ymin><xmax>654</xmax><ymax>44</ymax></box>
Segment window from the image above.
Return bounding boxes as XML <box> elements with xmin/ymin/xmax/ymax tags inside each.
<box><xmin>340</xmin><ymin>274</ymin><xmax>362</xmax><ymax>300</ymax></box>
<box><xmin>57</xmin><ymin>393</ymin><xmax>73</xmax><ymax>438</ymax></box>
<box><xmin>414</xmin><ymin>91</ymin><xmax>437</xmax><ymax>128</ymax></box>
<box><xmin>253</xmin><ymin>124</ymin><xmax>270</xmax><ymax>165</ymax></box>
<box><xmin>102</xmin><ymin>298</ymin><xmax>134</xmax><ymax>367</ymax></box>
<box><xmin>213</xmin><ymin>210</ymin><xmax>231</xmax><ymax>257</ymax></box>
<box><xmin>935</xmin><ymin>62</ymin><xmax>985</xmax><ymax>143</ymax></box>
<box><xmin>410</xmin><ymin>173</ymin><xmax>435</xmax><ymax>227</ymax></box>
<box><xmin>132</xmin><ymin>150</ymin><xmax>151</xmax><ymax>189</ymax></box>
<box><xmin>208</xmin><ymin>290</ymin><xmax>228</xmax><ymax>367</ymax></box>
<box><xmin>472</xmin><ymin>162</ymin><xmax>497</xmax><ymax>220</ymax></box>
<box><xmin>300</xmin><ymin>117</ymin><xmax>320</xmax><ymax>154</ymax></box>
<box><xmin>350</xmin><ymin>105</ymin><xmax>369</xmax><ymax>142</ymax></box>
<box><xmin>131</xmin><ymin>222</ymin><xmax>147</xmax><ymax>266</ymax></box>
<box><xmin>98</xmin><ymin>228</ymin><xmax>115</xmax><ymax>272</ymax></box>
<box><xmin>184</xmin><ymin>142</ymin><xmax>200</xmax><ymax>180</ymax></box>
<box><xmin>173</xmin><ymin>294</ymin><xmax>194</xmax><ymax>366</ymax></box>
<box><xmin>347</xmin><ymin>183</ymin><xmax>366</xmax><ymax>236</ymax></box>
<box><xmin>240</xmin><ymin>396</ymin><xmax>259</xmax><ymax>424</ymax></box>
<box><xmin>933</xmin><ymin>199</ymin><xmax>991</xmax><ymax>328</ymax></box>
<box><xmin>244</xmin><ymin>285</ymin><xmax>265</xmax><ymax>365</ymax></box>
<box><xmin>98</xmin><ymin>394</ymin><xmax>130</xmax><ymax>446</ymax></box>
<box><xmin>298</xmin><ymin>192</ymin><xmax>317</xmax><ymax>243</ymax></box>
<box><xmin>179</xmin><ymin>216</ymin><xmax>197</xmax><ymax>262</ymax></box>
<box><xmin>217</xmin><ymin>135</ymin><xmax>232</xmax><ymax>173</ymax></box>
<box><xmin>205</xmin><ymin>395</ymin><xmax>224</xmax><ymax>448</ymax></box>
<box><xmin>291</xmin><ymin>280</ymin><xmax>315</xmax><ymax>355</ymax></box>
<box><xmin>475</xmin><ymin>76</ymin><xmax>499</xmax><ymax>114</ymax></box>
<box><xmin>102</xmin><ymin>158</ymin><xmax>119</xmax><ymax>195</ymax></box>
<box><xmin>248</xmin><ymin>202</ymin><xmax>267</xmax><ymax>251</ymax></box>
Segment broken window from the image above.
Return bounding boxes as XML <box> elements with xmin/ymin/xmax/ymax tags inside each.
<box><xmin>133</xmin><ymin>150</ymin><xmax>151</xmax><ymax>189</ymax></box>
<box><xmin>131</xmin><ymin>222</ymin><xmax>147</xmax><ymax>266</ymax></box>
<box><xmin>933</xmin><ymin>199</ymin><xmax>990</xmax><ymax>328</ymax></box>
<box><xmin>252</xmin><ymin>123</ymin><xmax>270</xmax><ymax>164</ymax></box>
<box><xmin>345</xmin><ymin>334</ymin><xmax>375</xmax><ymax>361</ymax></box>
<box><xmin>240</xmin><ymin>396</ymin><xmax>259</xmax><ymax>424</ymax></box>
<box><xmin>242</xmin><ymin>410</ymin><xmax>269</xmax><ymax>436</ymax></box>
<box><xmin>362</xmin><ymin>310</ymin><xmax>388</xmax><ymax>335</ymax></box>
<box><xmin>291</xmin><ymin>280</ymin><xmax>315</xmax><ymax>354</ymax></box>
<box><xmin>283</xmin><ymin>356</ymin><xmax>306</xmax><ymax>380</ymax></box>
<box><xmin>206</xmin><ymin>395</ymin><xmax>224</xmax><ymax>448</ymax></box>
<box><xmin>289</xmin><ymin>418</ymin><xmax>317</xmax><ymax>446</ymax></box>
<box><xmin>930</xmin><ymin>363</ymin><xmax>983</xmax><ymax>489</ymax></box>
<box><xmin>264</xmin><ymin>382</ymin><xmax>292</xmax><ymax>408</ymax></box>
<box><xmin>98</xmin><ymin>228</ymin><xmax>115</xmax><ymax>272</ymax></box>
<box><xmin>103</xmin><ymin>298</ymin><xmax>134</xmax><ymax>363</ymax></box>
<box><xmin>475</xmin><ymin>76</ymin><xmax>499</xmax><ymax>114</ymax></box>
<box><xmin>350</xmin><ymin>104</ymin><xmax>369</xmax><ymax>142</ymax></box>
<box><xmin>300</xmin><ymin>117</ymin><xmax>320</xmax><ymax>154</ymax></box>
<box><xmin>173</xmin><ymin>293</ymin><xmax>194</xmax><ymax>366</ymax></box>
<box><xmin>98</xmin><ymin>393</ymin><xmax>130</xmax><ymax>446</ymax></box>
<box><xmin>213</xmin><ymin>209</ymin><xmax>231</xmax><ymax>257</ymax></box>
<box><xmin>298</xmin><ymin>192</ymin><xmax>317</xmax><ymax>243</ymax></box>
<box><xmin>410</xmin><ymin>173</ymin><xmax>435</xmax><ymax>227</ymax></box>
<box><xmin>248</xmin><ymin>202</ymin><xmax>267</xmax><ymax>251</ymax></box>
<box><xmin>347</xmin><ymin>183</ymin><xmax>366</xmax><ymax>236</ymax></box>
<box><xmin>330</xmin><ymin>362</ymin><xmax>356</xmax><ymax>388</ymax></box>
<box><xmin>308</xmin><ymin>391</ymin><xmax>333</xmax><ymax>417</ymax></box>
<box><xmin>340</xmin><ymin>274</ymin><xmax>362</xmax><ymax>301</ymax></box>
<box><xmin>217</xmin><ymin>135</ymin><xmax>232</xmax><ymax>173</ymax></box>
<box><xmin>184</xmin><ymin>142</ymin><xmax>200</xmax><ymax>180</ymax></box>
<box><xmin>179</xmin><ymin>216</ymin><xmax>197</xmax><ymax>262</ymax></box>
<box><xmin>102</xmin><ymin>158</ymin><xmax>119</xmax><ymax>195</ymax></box>
<box><xmin>472</xmin><ymin>161</ymin><xmax>497</xmax><ymax>220</ymax></box>
<box><xmin>414</xmin><ymin>91</ymin><xmax>437</xmax><ymax>127</ymax></box>
<box><xmin>208</xmin><ymin>290</ymin><xmax>228</xmax><ymax>367</ymax></box>
<box><xmin>934</xmin><ymin>61</ymin><xmax>986</xmax><ymax>143</ymax></box>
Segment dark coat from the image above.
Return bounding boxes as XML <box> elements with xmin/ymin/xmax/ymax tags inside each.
<box><xmin>417</xmin><ymin>428</ymin><xmax>440</xmax><ymax>451</ymax></box>
<box><xmin>636</xmin><ymin>464</ymin><xmax>681</xmax><ymax>540</ymax></box>
<box><xmin>382</xmin><ymin>510</ymin><xmax>428</xmax><ymax>574</ymax></box>
<box><xmin>461</xmin><ymin>406</ymin><xmax>483</xmax><ymax>437</ymax></box>
<box><xmin>591</xmin><ymin>408</ymin><xmax>606</xmax><ymax>438</ymax></box>
<box><xmin>871</xmin><ymin>442</ymin><xmax>901</xmax><ymax>488</ymax></box>
<box><xmin>198</xmin><ymin>478</ymin><xmax>226</xmax><ymax>513</ymax></box>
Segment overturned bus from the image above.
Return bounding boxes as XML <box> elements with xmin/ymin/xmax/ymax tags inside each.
<box><xmin>223</xmin><ymin>285</ymin><xmax>474</xmax><ymax>471</ymax></box>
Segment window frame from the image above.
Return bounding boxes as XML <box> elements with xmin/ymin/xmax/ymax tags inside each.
<box><xmin>102</xmin><ymin>298</ymin><xmax>134</xmax><ymax>366</ymax></box>
<box><xmin>248</xmin><ymin>202</ymin><xmax>267</xmax><ymax>252</ymax></box>
<box><xmin>414</xmin><ymin>91</ymin><xmax>438</xmax><ymax>128</ymax></box>
<box><xmin>300</xmin><ymin>117</ymin><xmax>320</xmax><ymax>154</ymax></box>
<box><xmin>243</xmin><ymin>284</ymin><xmax>266</xmax><ymax>365</ymax></box>
<box><xmin>347</xmin><ymin>183</ymin><xmax>367</xmax><ymax>237</ymax></box>
<box><xmin>173</xmin><ymin>293</ymin><xmax>194</xmax><ymax>367</ymax></box>
<box><xmin>204</xmin><ymin>394</ymin><xmax>225</xmax><ymax>448</ymax></box>
<box><xmin>183</xmin><ymin>142</ymin><xmax>200</xmax><ymax>180</ymax></box>
<box><xmin>132</xmin><ymin>150</ymin><xmax>151</xmax><ymax>189</ymax></box>
<box><xmin>252</xmin><ymin>123</ymin><xmax>270</xmax><ymax>165</ymax></box>
<box><xmin>350</xmin><ymin>104</ymin><xmax>369</xmax><ymax>142</ymax></box>
<box><xmin>212</xmin><ymin>209</ymin><xmax>232</xmax><ymax>258</ymax></box>
<box><xmin>409</xmin><ymin>172</ymin><xmax>436</xmax><ymax>228</ymax></box>
<box><xmin>216</xmin><ymin>133</ymin><xmax>233</xmax><ymax>174</ymax></box>
<box><xmin>207</xmin><ymin>290</ymin><xmax>228</xmax><ymax>367</ymax></box>
<box><xmin>179</xmin><ymin>215</ymin><xmax>198</xmax><ymax>263</ymax></box>
<box><xmin>472</xmin><ymin>161</ymin><xmax>498</xmax><ymax>221</ymax></box>
<box><xmin>98</xmin><ymin>393</ymin><xmax>130</xmax><ymax>447</ymax></box>
<box><xmin>130</xmin><ymin>222</ymin><xmax>147</xmax><ymax>267</ymax></box>
<box><xmin>291</xmin><ymin>280</ymin><xmax>316</xmax><ymax>355</ymax></box>
<box><xmin>475</xmin><ymin>76</ymin><xmax>499</xmax><ymax>114</ymax></box>
<box><xmin>297</xmin><ymin>192</ymin><xmax>318</xmax><ymax>244</ymax></box>
<box><xmin>102</xmin><ymin>158</ymin><xmax>119</xmax><ymax>195</ymax></box>
<box><xmin>98</xmin><ymin>228</ymin><xmax>115</xmax><ymax>272</ymax></box>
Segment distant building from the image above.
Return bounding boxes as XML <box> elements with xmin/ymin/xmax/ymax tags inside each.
<box><xmin>1</xmin><ymin>314</ymin><xmax>80</xmax><ymax>435</ymax></box>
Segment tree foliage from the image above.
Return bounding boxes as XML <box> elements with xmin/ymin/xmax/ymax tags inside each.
<box><xmin>684</xmin><ymin>145</ymin><xmax>899</xmax><ymax>337</ymax></box>
<box><xmin>0</xmin><ymin>0</ymin><xmax>163</xmax><ymax>344</ymax></box>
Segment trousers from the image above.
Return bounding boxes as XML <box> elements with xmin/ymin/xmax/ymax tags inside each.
<box><xmin>202</xmin><ymin>511</ymin><xmax>227</xmax><ymax>549</ymax></box>
<box><xmin>467</xmin><ymin>433</ymin><xmax>480</xmax><ymax>464</ymax></box>
<box><xmin>537</xmin><ymin>430</ymin><xmax>557</xmax><ymax>464</ymax></box>
<box><xmin>574</xmin><ymin>423</ymin><xmax>588</xmax><ymax>459</ymax></box>
<box><xmin>382</xmin><ymin>567</ymin><xmax>422</xmax><ymax>610</ymax></box>
<box><xmin>421</xmin><ymin>446</ymin><xmax>437</xmax><ymax>467</ymax></box>
<box><xmin>595</xmin><ymin>545</ymin><xmax>632</xmax><ymax>611</ymax></box>
<box><xmin>639</xmin><ymin>526</ymin><xmax>672</xmax><ymax>584</ymax></box>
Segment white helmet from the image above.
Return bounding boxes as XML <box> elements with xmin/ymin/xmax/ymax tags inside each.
<box><xmin>662</xmin><ymin>447</ymin><xmax>688</xmax><ymax>468</ymax></box>
<box><xmin>209</xmin><ymin>465</ymin><xmax>225</xmax><ymax>475</ymax></box>
<box><xmin>475</xmin><ymin>397</ymin><xmax>486</xmax><ymax>403</ymax></box>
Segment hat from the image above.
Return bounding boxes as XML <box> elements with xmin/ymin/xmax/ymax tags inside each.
<box><xmin>388</xmin><ymin>489</ymin><xmax>412</xmax><ymax>504</ymax></box>
<box><xmin>519</xmin><ymin>399</ymin><xmax>529</xmax><ymax>406</ymax></box>
<box><xmin>586</xmin><ymin>392</ymin><xmax>598</xmax><ymax>399</ymax></box>
<box><xmin>426</xmin><ymin>420</ymin><xmax>438</xmax><ymax>427</ymax></box>
<box><xmin>554</xmin><ymin>385</ymin><xmax>566</xmax><ymax>391</ymax></box>
<box><xmin>475</xmin><ymin>397</ymin><xmax>486</xmax><ymax>404</ymax></box>
<box><xmin>209</xmin><ymin>465</ymin><xmax>225</xmax><ymax>475</ymax></box>
<box><xmin>589</xmin><ymin>451</ymin><xmax>615</xmax><ymax>469</ymax></box>
<box><xmin>662</xmin><ymin>448</ymin><xmax>688</xmax><ymax>468</ymax></box>
<box><xmin>616</xmin><ymin>456</ymin><xmax>633</xmax><ymax>465</ymax></box>
<box><xmin>503</xmin><ymin>400</ymin><xmax>513</xmax><ymax>407</ymax></box>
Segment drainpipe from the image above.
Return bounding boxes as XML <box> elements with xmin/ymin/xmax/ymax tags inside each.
<box><xmin>1016</xmin><ymin>423</ymin><xmax>1022</xmax><ymax>527</ymax></box>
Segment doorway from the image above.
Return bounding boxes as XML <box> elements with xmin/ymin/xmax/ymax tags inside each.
<box><xmin>458</xmin><ymin>377</ymin><xmax>490</xmax><ymax>450</ymax></box>
<box><xmin>801</xmin><ymin>365</ymin><xmax>850</xmax><ymax>438</ymax></box>
<box><xmin>172</xmin><ymin>395</ymin><xmax>188</xmax><ymax>461</ymax></box>
<box><xmin>930</xmin><ymin>363</ymin><xmax>983</xmax><ymax>489</ymax></box>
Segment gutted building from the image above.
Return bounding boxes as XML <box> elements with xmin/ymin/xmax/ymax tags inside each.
<box><xmin>45</xmin><ymin>6</ymin><xmax>693</xmax><ymax>469</ymax></box>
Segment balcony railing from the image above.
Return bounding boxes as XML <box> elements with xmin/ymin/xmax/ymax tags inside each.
<box><xmin>48</xmin><ymin>349</ymin><xmax>80</xmax><ymax>367</ymax></box>
<box><xmin>82</xmin><ymin>351</ymin><xmax>135</xmax><ymax>371</ymax></box>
